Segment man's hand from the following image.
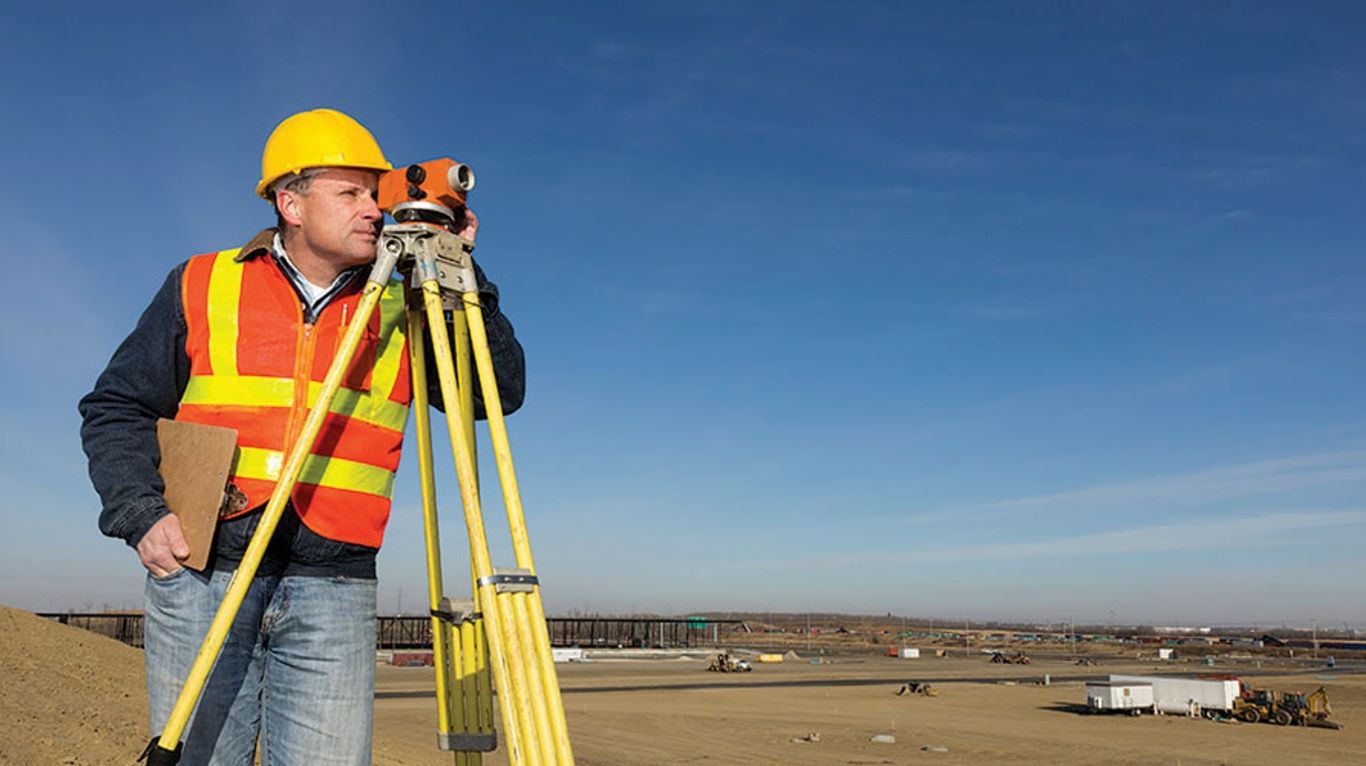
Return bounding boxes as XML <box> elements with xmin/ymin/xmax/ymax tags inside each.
<box><xmin>137</xmin><ymin>514</ymin><xmax>190</xmax><ymax>577</ymax></box>
<box><xmin>457</xmin><ymin>207</ymin><xmax>479</xmax><ymax>244</ymax></box>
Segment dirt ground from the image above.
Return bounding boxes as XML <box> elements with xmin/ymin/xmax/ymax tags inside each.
<box><xmin>3</xmin><ymin>605</ymin><xmax>1362</xmax><ymax>765</ymax></box>
<box><xmin>0</xmin><ymin>606</ymin><xmax>148</xmax><ymax>766</ymax></box>
<box><xmin>374</xmin><ymin>656</ymin><xmax>1366</xmax><ymax>765</ymax></box>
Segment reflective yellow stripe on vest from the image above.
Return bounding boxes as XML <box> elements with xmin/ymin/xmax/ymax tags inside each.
<box><xmin>205</xmin><ymin>249</ymin><xmax>244</xmax><ymax>376</ymax></box>
<box><xmin>236</xmin><ymin>446</ymin><xmax>396</xmax><ymax>497</ymax></box>
<box><xmin>371</xmin><ymin>279</ymin><xmax>408</xmax><ymax>402</ymax></box>
<box><xmin>182</xmin><ymin>375</ymin><xmax>409</xmax><ymax>433</ymax></box>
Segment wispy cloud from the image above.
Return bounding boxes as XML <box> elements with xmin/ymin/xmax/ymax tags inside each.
<box><xmin>976</xmin><ymin>121</ymin><xmax>1045</xmax><ymax>141</ymax></box>
<box><xmin>900</xmin><ymin>150</ymin><xmax>989</xmax><ymax>173</ymax></box>
<box><xmin>907</xmin><ymin>449</ymin><xmax>1366</xmax><ymax>523</ymax></box>
<box><xmin>1261</xmin><ymin>284</ymin><xmax>1335</xmax><ymax>307</ymax></box>
<box><xmin>906</xmin><ymin>509</ymin><xmax>1366</xmax><ymax>562</ymax></box>
<box><xmin>742</xmin><ymin>508</ymin><xmax>1366</xmax><ymax>571</ymax></box>
<box><xmin>1216</xmin><ymin>208</ymin><xmax>1256</xmax><ymax>223</ymax></box>
<box><xmin>594</xmin><ymin>41</ymin><xmax>628</xmax><ymax>60</ymax></box>
<box><xmin>956</xmin><ymin>301</ymin><xmax>1048</xmax><ymax>322</ymax></box>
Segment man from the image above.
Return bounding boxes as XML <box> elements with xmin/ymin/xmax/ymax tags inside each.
<box><xmin>79</xmin><ymin>108</ymin><xmax>525</xmax><ymax>765</ymax></box>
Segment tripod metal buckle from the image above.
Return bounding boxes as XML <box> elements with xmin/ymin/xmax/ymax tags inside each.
<box><xmin>432</xmin><ymin>597</ymin><xmax>480</xmax><ymax>624</ymax></box>
<box><xmin>477</xmin><ymin>568</ymin><xmax>540</xmax><ymax>593</ymax></box>
<box><xmin>382</xmin><ymin>224</ymin><xmax>477</xmax><ymax>307</ymax></box>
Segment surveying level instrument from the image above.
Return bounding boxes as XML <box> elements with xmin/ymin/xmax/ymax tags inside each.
<box><xmin>142</xmin><ymin>158</ymin><xmax>574</xmax><ymax>765</ymax></box>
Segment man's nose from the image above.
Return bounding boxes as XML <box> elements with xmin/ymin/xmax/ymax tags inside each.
<box><xmin>361</xmin><ymin>195</ymin><xmax>382</xmax><ymax>221</ymax></box>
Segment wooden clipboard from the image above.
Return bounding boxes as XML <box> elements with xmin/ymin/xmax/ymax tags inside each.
<box><xmin>155</xmin><ymin>418</ymin><xmax>238</xmax><ymax>571</ymax></box>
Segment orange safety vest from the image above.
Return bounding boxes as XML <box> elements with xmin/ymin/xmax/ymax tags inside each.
<box><xmin>175</xmin><ymin>247</ymin><xmax>412</xmax><ymax>548</ymax></box>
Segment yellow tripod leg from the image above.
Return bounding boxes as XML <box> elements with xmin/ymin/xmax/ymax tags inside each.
<box><xmin>451</xmin><ymin>307</ymin><xmax>497</xmax><ymax>760</ymax></box>
<box><xmin>406</xmin><ymin>308</ymin><xmax>463</xmax><ymax>756</ymax></box>
<box><xmin>472</xmin><ymin>590</ymin><xmax>496</xmax><ymax>747</ymax></box>
<box><xmin>410</xmin><ymin>305</ymin><xmax>494</xmax><ymax>762</ymax></box>
<box><xmin>461</xmin><ymin>293</ymin><xmax>576</xmax><ymax>764</ymax></box>
<box><xmin>420</xmin><ymin>278</ymin><xmax>537</xmax><ymax>765</ymax></box>
<box><xmin>508</xmin><ymin>588</ymin><xmax>554</xmax><ymax>758</ymax></box>
<box><xmin>452</xmin><ymin>298</ymin><xmax>478</xmax><ymax>487</ymax></box>
<box><xmin>148</xmin><ymin>273</ymin><xmax>393</xmax><ymax>760</ymax></box>
<box><xmin>398</xmin><ymin>234</ymin><xmax>570</xmax><ymax>764</ymax></box>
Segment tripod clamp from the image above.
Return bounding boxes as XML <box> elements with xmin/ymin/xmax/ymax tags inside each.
<box><xmin>381</xmin><ymin>223</ymin><xmax>477</xmax><ymax>309</ymax></box>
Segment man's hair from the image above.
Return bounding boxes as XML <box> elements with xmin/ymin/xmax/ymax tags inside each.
<box><xmin>269</xmin><ymin>167</ymin><xmax>327</xmax><ymax>231</ymax></box>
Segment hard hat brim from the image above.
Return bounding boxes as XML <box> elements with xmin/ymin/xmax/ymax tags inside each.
<box><xmin>255</xmin><ymin>161</ymin><xmax>393</xmax><ymax>200</ymax></box>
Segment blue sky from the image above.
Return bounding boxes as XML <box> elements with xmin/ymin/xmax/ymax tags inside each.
<box><xmin>1</xmin><ymin>2</ymin><xmax>1362</xmax><ymax>626</ymax></box>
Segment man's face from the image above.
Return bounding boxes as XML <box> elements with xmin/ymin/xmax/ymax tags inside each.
<box><xmin>282</xmin><ymin>167</ymin><xmax>383</xmax><ymax>268</ymax></box>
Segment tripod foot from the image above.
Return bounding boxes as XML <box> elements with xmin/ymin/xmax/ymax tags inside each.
<box><xmin>139</xmin><ymin>737</ymin><xmax>182</xmax><ymax>765</ymax></box>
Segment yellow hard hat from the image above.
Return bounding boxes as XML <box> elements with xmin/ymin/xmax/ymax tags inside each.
<box><xmin>256</xmin><ymin>108</ymin><xmax>392</xmax><ymax>198</ymax></box>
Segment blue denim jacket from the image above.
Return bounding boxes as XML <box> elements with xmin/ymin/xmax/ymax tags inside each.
<box><xmin>79</xmin><ymin>229</ymin><xmax>526</xmax><ymax>577</ymax></box>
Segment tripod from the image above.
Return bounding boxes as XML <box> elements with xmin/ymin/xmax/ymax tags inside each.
<box><xmin>144</xmin><ymin>159</ymin><xmax>574</xmax><ymax>765</ymax></box>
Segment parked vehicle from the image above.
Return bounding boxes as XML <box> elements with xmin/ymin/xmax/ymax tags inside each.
<box><xmin>707</xmin><ymin>653</ymin><xmax>751</xmax><ymax>672</ymax></box>
<box><xmin>1108</xmin><ymin>675</ymin><xmax>1239</xmax><ymax>716</ymax></box>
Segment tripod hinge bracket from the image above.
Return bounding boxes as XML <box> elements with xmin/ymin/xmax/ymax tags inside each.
<box><xmin>431</xmin><ymin>597</ymin><xmax>481</xmax><ymax>624</ymax></box>
<box><xmin>382</xmin><ymin>223</ymin><xmax>477</xmax><ymax>299</ymax></box>
<box><xmin>477</xmin><ymin>569</ymin><xmax>539</xmax><ymax>593</ymax></box>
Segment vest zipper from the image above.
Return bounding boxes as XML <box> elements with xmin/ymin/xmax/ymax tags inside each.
<box><xmin>283</xmin><ymin>308</ymin><xmax>318</xmax><ymax>482</ymax></box>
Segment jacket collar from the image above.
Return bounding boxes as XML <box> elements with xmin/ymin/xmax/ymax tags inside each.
<box><xmin>233</xmin><ymin>228</ymin><xmax>277</xmax><ymax>262</ymax></box>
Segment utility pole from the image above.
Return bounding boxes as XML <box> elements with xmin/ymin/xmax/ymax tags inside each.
<box><xmin>806</xmin><ymin>613</ymin><xmax>811</xmax><ymax>654</ymax></box>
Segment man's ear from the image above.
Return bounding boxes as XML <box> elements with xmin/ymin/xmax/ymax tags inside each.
<box><xmin>276</xmin><ymin>189</ymin><xmax>305</xmax><ymax>228</ymax></box>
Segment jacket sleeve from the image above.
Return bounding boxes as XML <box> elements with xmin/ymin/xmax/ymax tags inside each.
<box><xmin>424</xmin><ymin>259</ymin><xmax>526</xmax><ymax>418</ymax></box>
<box><xmin>78</xmin><ymin>264</ymin><xmax>192</xmax><ymax>547</ymax></box>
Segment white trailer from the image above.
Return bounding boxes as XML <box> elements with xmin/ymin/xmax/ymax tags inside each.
<box><xmin>1086</xmin><ymin>681</ymin><xmax>1154</xmax><ymax>714</ymax></box>
<box><xmin>1109</xmin><ymin>675</ymin><xmax>1239</xmax><ymax>715</ymax></box>
<box><xmin>551</xmin><ymin>648</ymin><xmax>584</xmax><ymax>663</ymax></box>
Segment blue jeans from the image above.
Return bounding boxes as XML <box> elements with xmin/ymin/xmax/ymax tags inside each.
<box><xmin>144</xmin><ymin>567</ymin><xmax>377</xmax><ymax>765</ymax></box>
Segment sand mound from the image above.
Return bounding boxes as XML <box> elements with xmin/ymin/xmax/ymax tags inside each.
<box><xmin>0</xmin><ymin>604</ymin><xmax>147</xmax><ymax>765</ymax></box>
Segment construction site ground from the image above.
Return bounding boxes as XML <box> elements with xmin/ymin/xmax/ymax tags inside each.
<box><xmin>4</xmin><ymin>605</ymin><xmax>1363</xmax><ymax>765</ymax></box>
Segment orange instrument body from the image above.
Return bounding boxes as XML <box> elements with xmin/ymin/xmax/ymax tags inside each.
<box><xmin>378</xmin><ymin>158</ymin><xmax>475</xmax><ymax>219</ymax></box>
